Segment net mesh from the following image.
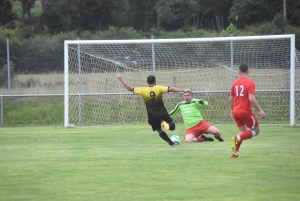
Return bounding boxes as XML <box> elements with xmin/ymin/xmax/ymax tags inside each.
<box><xmin>67</xmin><ymin>39</ymin><xmax>300</xmax><ymax>126</ymax></box>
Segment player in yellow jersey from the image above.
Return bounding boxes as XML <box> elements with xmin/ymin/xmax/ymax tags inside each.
<box><xmin>116</xmin><ymin>74</ymin><xmax>191</xmax><ymax>146</ymax></box>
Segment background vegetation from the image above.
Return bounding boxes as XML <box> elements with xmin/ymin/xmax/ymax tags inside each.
<box><xmin>0</xmin><ymin>0</ymin><xmax>299</xmax><ymax>39</ymax></box>
<box><xmin>1</xmin><ymin>0</ymin><xmax>300</xmax><ymax>79</ymax></box>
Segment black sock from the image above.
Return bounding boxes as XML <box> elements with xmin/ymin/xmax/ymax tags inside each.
<box><xmin>159</xmin><ymin>131</ymin><xmax>174</xmax><ymax>145</ymax></box>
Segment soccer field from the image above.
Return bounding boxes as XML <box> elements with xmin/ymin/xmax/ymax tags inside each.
<box><xmin>0</xmin><ymin>124</ymin><xmax>300</xmax><ymax>201</ymax></box>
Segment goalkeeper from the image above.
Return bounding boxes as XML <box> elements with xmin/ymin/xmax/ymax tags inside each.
<box><xmin>169</xmin><ymin>91</ymin><xmax>224</xmax><ymax>143</ymax></box>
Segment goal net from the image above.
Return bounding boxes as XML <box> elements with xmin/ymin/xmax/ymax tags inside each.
<box><xmin>64</xmin><ymin>35</ymin><xmax>300</xmax><ymax>127</ymax></box>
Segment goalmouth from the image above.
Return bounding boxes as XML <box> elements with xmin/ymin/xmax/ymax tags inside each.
<box><xmin>64</xmin><ymin>34</ymin><xmax>298</xmax><ymax>127</ymax></box>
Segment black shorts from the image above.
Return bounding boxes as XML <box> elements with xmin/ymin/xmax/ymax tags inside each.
<box><xmin>148</xmin><ymin>115</ymin><xmax>174</xmax><ymax>131</ymax></box>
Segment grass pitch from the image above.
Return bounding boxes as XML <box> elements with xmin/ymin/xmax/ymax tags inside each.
<box><xmin>0</xmin><ymin>124</ymin><xmax>300</xmax><ymax>201</ymax></box>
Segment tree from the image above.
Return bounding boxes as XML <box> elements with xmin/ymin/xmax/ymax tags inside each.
<box><xmin>21</xmin><ymin>0</ymin><xmax>36</xmax><ymax>25</ymax></box>
<box><xmin>229</xmin><ymin>0</ymin><xmax>282</xmax><ymax>28</ymax></box>
<box><xmin>127</xmin><ymin>0</ymin><xmax>157</xmax><ymax>31</ymax></box>
<box><xmin>154</xmin><ymin>0</ymin><xmax>232</xmax><ymax>32</ymax></box>
<box><xmin>41</xmin><ymin>0</ymin><xmax>72</xmax><ymax>33</ymax></box>
<box><xmin>0</xmin><ymin>0</ymin><xmax>17</xmax><ymax>28</ymax></box>
<box><xmin>174</xmin><ymin>0</ymin><xmax>199</xmax><ymax>29</ymax></box>
<box><xmin>189</xmin><ymin>0</ymin><xmax>233</xmax><ymax>32</ymax></box>
<box><xmin>286</xmin><ymin>0</ymin><xmax>300</xmax><ymax>26</ymax></box>
<box><xmin>41</xmin><ymin>0</ymin><xmax>129</xmax><ymax>34</ymax></box>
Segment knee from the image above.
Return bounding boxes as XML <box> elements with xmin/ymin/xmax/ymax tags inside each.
<box><xmin>209</xmin><ymin>127</ymin><xmax>220</xmax><ymax>135</ymax></box>
<box><xmin>252</xmin><ymin>127</ymin><xmax>260</xmax><ymax>136</ymax></box>
<box><xmin>215</xmin><ymin>130</ymin><xmax>220</xmax><ymax>135</ymax></box>
<box><xmin>169</xmin><ymin>122</ymin><xmax>175</xmax><ymax>131</ymax></box>
<box><xmin>184</xmin><ymin>135</ymin><xmax>194</xmax><ymax>142</ymax></box>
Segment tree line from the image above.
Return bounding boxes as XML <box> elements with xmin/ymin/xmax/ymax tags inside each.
<box><xmin>1</xmin><ymin>0</ymin><xmax>300</xmax><ymax>36</ymax></box>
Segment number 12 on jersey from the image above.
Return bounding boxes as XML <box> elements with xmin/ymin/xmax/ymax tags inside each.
<box><xmin>235</xmin><ymin>85</ymin><xmax>244</xmax><ymax>97</ymax></box>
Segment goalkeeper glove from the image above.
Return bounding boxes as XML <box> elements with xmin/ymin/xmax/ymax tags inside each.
<box><xmin>198</xmin><ymin>100</ymin><xmax>204</xmax><ymax>104</ymax></box>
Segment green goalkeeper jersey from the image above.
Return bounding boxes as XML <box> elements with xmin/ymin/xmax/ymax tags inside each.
<box><xmin>169</xmin><ymin>98</ymin><xmax>208</xmax><ymax>129</ymax></box>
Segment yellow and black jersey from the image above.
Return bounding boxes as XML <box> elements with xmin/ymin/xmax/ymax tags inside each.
<box><xmin>133</xmin><ymin>85</ymin><xmax>169</xmax><ymax>121</ymax></box>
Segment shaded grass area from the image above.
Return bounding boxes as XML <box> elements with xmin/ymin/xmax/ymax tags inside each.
<box><xmin>0</xmin><ymin>125</ymin><xmax>300</xmax><ymax>201</ymax></box>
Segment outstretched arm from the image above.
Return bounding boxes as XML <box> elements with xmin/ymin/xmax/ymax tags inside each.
<box><xmin>169</xmin><ymin>87</ymin><xmax>191</xmax><ymax>93</ymax></box>
<box><xmin>116</xmin><ymin>75</ymin><xmax>134</xmax><ymax>92</ymax></box>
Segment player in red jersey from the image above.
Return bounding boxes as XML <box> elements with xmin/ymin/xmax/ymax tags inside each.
<box><xmin>230</xmin><ymin>64</ymin><xmax>266</xmax><ymax>158</ymax></box>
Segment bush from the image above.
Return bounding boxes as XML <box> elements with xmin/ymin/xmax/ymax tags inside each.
<box><xmin>98</xmin><ymin>26</ymin><xmax>142</xmax><ymax>39</ymax></box>
<box><xmin>0</xmin><ymin>60</ymin><xmax>16</xmax><ymax>87</ymax></box>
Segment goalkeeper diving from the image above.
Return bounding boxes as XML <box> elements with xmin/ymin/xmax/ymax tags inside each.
<box><xmin>169</xmin><ymin>91</ymin><xmax>224</xmax><ymax>143</ymax></box>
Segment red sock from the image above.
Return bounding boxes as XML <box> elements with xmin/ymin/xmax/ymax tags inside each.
<box><xmin>236</xmin><ymin>140</ymin><xmax>242</xmax><ymax>151</ymax></box>
<box><xmin>197</xmin><ymin>138</ymin><xmax>205</xmax><ymax>142</ymax></box>
<box><xmin>239</xmin><ymin>130</ymin><xmax>253</xmax><ymax>141</ymax></box>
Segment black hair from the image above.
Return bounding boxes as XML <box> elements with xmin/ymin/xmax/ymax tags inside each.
<box><xmin>239</xmin><ymin>63</ymin><xmax>249</xmax><ymax>73</ymax></box>
<box><xmin>147</xmin><ymin>75</ymin><xmax>156</xmax><ymax>84</ymax></box>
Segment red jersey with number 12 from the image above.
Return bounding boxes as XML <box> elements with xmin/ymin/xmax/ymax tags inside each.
<box><xmin>230</xmin><ymin>77</ymin><xmax>256</xmax><ymax>116</ymax></box>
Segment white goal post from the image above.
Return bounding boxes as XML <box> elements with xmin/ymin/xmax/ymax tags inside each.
<box><xmin>64</xmin><ymin>34</ymin><xmax>298</xmax><ymax>127</ymax></box>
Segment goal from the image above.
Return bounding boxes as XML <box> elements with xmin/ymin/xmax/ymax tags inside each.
<box><xmin>64</xmin><ymin>35</ymin><xmax>299</xmax><ymax>127</ymax></box>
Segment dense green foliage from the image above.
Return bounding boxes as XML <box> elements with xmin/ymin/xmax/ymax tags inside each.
<box><xmin>0</xmin><ymin>0</ymin><xmax>17</xmax><ymax>28</ymax></box>
<box><xmin>0</xmin><ymin>125</ymin><xmax>300</xmax><ymax>200</ymax></box>
<box><xmin>0</xmin><ymin>0</ymin><xmax>299</xmax><ymax>37</ymax></box>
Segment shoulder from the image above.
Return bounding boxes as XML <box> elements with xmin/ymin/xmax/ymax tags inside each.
<box><xmin>133</xmin><ymin>87</ymin><xmax>143</xmax><ymax>92</ymax></box>
<box><xmin>175</xmin><ymin>101</ymin><xmax>187</xmax><ymax>110</ymax></box>
<box><xmin>133</xmin><ymin>86</ymin><xmax>148</xmax><ymax>94</ymax></box>
<box><xmin>175</xmin><ymin>101</ymin><xmax>186</xmax><ymax>107</ymax></box>
<box><xmin>154</xmin><ymin>85</ymin><xmax>168</xmax><ymax>91</ymax></box>
<box><xmin>245</xmin><ymin>77</ymin><xmax>254</xmax><ymax>83</ymax></box>
<box><xmin>155</xmin><ymin>85</ymin><xmax>167</xmax><ymax>88</ymax></box>
<box><xmin>231</xmin><ymin>79</ymin><xmax>239</xmax><ymax>86</ymax></box>
<box><xmin>244</xmin><ymin>78</ymin><xmax>255</xmax><ymax>86</ymax></box>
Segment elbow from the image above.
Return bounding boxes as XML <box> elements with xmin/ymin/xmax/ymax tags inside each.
<box><xmin>249</xmin><ymin>97</ymin><xmax>255</xmax><ymax>104</ymax></box>
<box><xmin>248</xmin><ymin>94</ymin><xmax>256</xmax><ymax>103</ymax></box>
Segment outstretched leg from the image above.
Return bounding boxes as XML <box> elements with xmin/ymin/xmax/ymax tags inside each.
<box><xmin>156</xmin><ymin>127</ymin><xmax>174</xmax><ymax>146</ymax></box>
<box><xmin>161</xmin><ymin>120</ymin><xmax>175</xmax><ymax>131</ymax></box>
<box><xmin>184</xmin><ymin>134</ymin><xmax>213</xmax><ymax>142</ymax></box>
<box><xmin>206</xmin><ymin>126</ymin><xmax>224</xmax><ymax>142</ymax></box>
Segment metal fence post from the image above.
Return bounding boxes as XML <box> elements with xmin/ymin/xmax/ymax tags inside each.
<box><xmin>6</xmin><ymin>39</ymin><xmax>11</xmax><ymax>94</ymax></box>
<box><xmin>230</xmin><ymin>34</ymin><xmax>234</xmax><ymax>83</ymax></box>
<box><xmin>0</xmin><ymin>96</ymin><xmax>3</xmax><ymax>126</ymax></box>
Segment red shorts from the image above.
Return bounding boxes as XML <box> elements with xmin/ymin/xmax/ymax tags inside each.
<box><xmin>233</xmin><ymin>114</ymin><xmax>259</xmax><ymax>129</ymax></box>
<box><xmin>185</xmin><ymin>120</ymin><xmax>211</xmax><ymax>138</ymax></box>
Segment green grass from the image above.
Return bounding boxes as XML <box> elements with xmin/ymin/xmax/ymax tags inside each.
<box><xmin>0</xmin><ymin>124</ymin><xmax>300</xmax><ymax>201</ymax></box>
<box><xmin>3</xmin><ymin>96</ymin><xmax>63</xmax><ymax>125</ymax></box>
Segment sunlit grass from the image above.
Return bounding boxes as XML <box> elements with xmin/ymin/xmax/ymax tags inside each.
<box><xmin>0</xmin><ymin>125</ymin><xmax>299</xmax><ymax>201</ymax></box>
